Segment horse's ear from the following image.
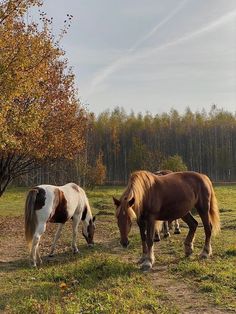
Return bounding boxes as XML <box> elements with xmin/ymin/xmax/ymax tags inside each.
<box><xmin>128</xmin><ymin>197</ymin><xmax>135</xmax><ymax>207</ymax></box>
<box><xmin>113</xmin><ymin>197</ymin><xmax>120</xmax><ymax>207</ymax></box>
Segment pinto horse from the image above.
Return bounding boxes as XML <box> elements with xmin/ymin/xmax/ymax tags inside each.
<box><xmin>113</xmin><ymin>170</ymin><xmax>220</xmax><ymax>271</ymax></box>
<box><xmin>25</xmin><ymin>183</ymin><xmax>95</xmax><ymax>267</ymax></box>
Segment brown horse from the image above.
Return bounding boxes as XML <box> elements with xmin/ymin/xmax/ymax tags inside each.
<box><xmin>113</xmin><ymin>170</ymin><xmax>220</xmax><ymax>271</ymax></box>
<box><xmin>154</xmin><ymin>170</ymin><xmax>181</xmax><ymax>240</ymax></box>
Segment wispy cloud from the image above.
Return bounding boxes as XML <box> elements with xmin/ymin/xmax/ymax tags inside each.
<box><xmin>129</xmin><ymin>0</ymin><xmax>189</xmax><ymax>52</ymax></box>
<box><xmin>134</xmin><ymin>9</ymin><xmax>236</xmax><ymax>60</ymax></box>
<box><xmin>87</xmin><ymin>0</ymin><xmax>189</xmax><ymax>96</ymax></box>
<box><xmin>87</xmin><ymin>8</ymin><xmax>236</xmax><ymax>97</ymax></box>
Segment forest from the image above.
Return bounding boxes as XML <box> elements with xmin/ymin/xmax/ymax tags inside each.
<box><xmin>18</xmin><ymin>105</ymin><xmax>236</xmax><ymax>187</ymax></box>
<box><xmin>87</xmin><ymin>106</ymin><xmax>236</xmax><ymax>183</ymax></box>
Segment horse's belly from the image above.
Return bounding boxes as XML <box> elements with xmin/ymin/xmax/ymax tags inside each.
<box><xmin>48</xmin><ymin>210</ymin><xmax>69</xmax><ymax>223</ymax></box>
<box><xmin>157</xmin><ymin>206</ymin><xmax>189</xmax><ymax>220</ymax></box>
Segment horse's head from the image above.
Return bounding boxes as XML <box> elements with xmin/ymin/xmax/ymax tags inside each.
<box><xmin>113</xmin><ymin>196</ymin><xmax>136</xmax><ymax>248</ymax></box>
<box><xmin>82</xmin><ymin>216</ymin><xmax>96</xmax><ymax>246</ymax></box>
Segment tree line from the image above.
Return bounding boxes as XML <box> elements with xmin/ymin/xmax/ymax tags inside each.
<box><xmin>86</xmin><ymin>106</ymin><xmax>236</xmax><ymax>183</ymax></box>
<box><xmin>13</xmin><ymin>105</ymin><xmax>236</xmax><ymax>188</ymax></box>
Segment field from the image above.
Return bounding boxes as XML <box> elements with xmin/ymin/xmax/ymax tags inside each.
<box><xmin>0</xmin><ymin>185</ymin><xmax>236</xmax><ymax>314</ymax></box>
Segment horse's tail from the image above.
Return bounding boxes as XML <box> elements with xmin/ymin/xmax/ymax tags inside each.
<box><xmin>25</xmin><ymin>189</ymin><xmax>38</xmax><ymax>250</ymax></box>
<box><xmin>209</xmin><ymin>186</ymin><xmax>220</xmax><ymax>235</ymax></box>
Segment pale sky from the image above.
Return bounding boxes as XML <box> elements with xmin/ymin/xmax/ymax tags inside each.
<box><xmin>32</xmin><ymin>0</ymin><xmax>236</xmax><ymax>115</ymax></box>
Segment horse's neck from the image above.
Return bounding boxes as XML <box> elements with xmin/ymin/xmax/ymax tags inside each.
<box><xmin>83</xmin><ymin>205</ymin><xmax>93</xmax><ymax>224</ymax></box>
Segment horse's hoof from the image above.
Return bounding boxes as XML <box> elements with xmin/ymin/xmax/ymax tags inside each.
<box><xmin>73</xmin><ymin>249</ymin><xmax>80</xmax><ymax>254</ymax></box>
<box><xmin>48</xmin><ymin>253</ymin><xmax>54</xmax><ymax>258</ymax></box>
<box><xmin>164</xmin><ymin>232</ymin><xmax>170</xmax><ymax>238</ymax></box>
<box><xmin>185</xmin><ymin>251</ymin><xmax>193</xmax><ymax>257</ymax></box>
<box><xmin>154</xmin><ymin>232</ymin><xmax>161</xmax><ymax>242</ymax></box>
<box><xmin>199</xmin><ymin>251</ymin><xmax>211</xmax><ymax>259</ymax></box>
<box><xmin>137</xmin><ymin>257</ymin><xmax>146</xmax><ymax>264</ymax></box>
<box><xmin>185</xmin><ymin>246</ymin><xmax>193</xmax><ymax>257</ymax></box>
<box><xmin>140</xmin><ymin>261</ymin><xmax>152</xmax><ymax>272</ymax></box>
<box><xmin>174</xmin><ymin>229</ymin><xmax>181</xmax><ymax>234</ymax></box>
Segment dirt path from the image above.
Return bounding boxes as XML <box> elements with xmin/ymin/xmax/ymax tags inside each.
<box><xmin>0</xmin><ymin>216</ymin><xmax>233</xmax><ymax>313</ymax></box>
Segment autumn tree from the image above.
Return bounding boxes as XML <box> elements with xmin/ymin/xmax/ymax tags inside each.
<box><xmin>160</xmin><ymin>154</ymin><xmax>188</xmax><ymax>172</ymax></box>
<box><xmin>0</xmin><ymin>0</ymin><xmax>87</xmax><ymax>196</ymax></box>
<box><xmin>94</xmin><ymin>151</ymin><xmax>106</xmax><ymax>185</ymax></box>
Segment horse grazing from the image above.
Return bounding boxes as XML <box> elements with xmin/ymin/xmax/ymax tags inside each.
<box><xmin>25</xmin><ymin>183</ymin><xmax>95</xmax><ymax>267</ymax></box>
<box><xmin>113</xmin><ymin>170</ymin><xmax>220</xmax><ymax>271</ymax></box>
<box><xmin>154</xmin><ymin>170</ymin><xmax>181</xmax><ymax>240</ymax></box>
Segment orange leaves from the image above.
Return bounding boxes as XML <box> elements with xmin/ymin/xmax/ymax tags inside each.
<box><xmin>0</xmin><ymin>0</ymin><xmax>87</xmax><ymax>160</ymax></box>
<box><xmin>59</xmin><ymin>282</ymin><xmax>67</xmax><ymax>290</ymax></box>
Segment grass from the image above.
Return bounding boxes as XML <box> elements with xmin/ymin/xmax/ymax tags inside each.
<box><xmin>0</xmin><ymin>186</ymin><xmax>27</xmax><ymax>216</ymax></box>
<box><xmin>1</xmin><ymin>253</ymin><xmax>174</xmax><ymax>314</ymax></box>
<box><xmin>0</xmin><ymin>184</ymin><xmax>236</xmax><ymax>313</ymax></box>
<box><xmin>167</xmin><ymin>185</ymin><xmax>236</xmax><ymax>311</ymax></box>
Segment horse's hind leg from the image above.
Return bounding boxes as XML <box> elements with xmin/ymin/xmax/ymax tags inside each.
<box><xmin>154</xmin><ymin>220</ymin><xmax>161</xmax><ymax>242</ymax></box>
<box><xmin>174</xmin><ymin>219</ymin><xmax>181</xmax><ymax>234</ymax></box>
<box><xmin>198</xmin><ymin>211</ymin><xmax>212</xmax><ymax>258</ymax></box>
<box><xmin>49</xmin><ymin>223</ymin><xmax>64</xmax><ymax>257</ymax></box>
<box><xmin>163</xmin><ymin>221</ymin><xmax>170</xmax><ymax>238</ymax></box>
<box><xmin>182</xmin><ymin>213</ymin><xmax>198</xmax><ymax>257</ymax></box>
<box><xmin>31</xmin><ymin>223</ymin><xmax>46</xmax><ymax>267</ymax></box>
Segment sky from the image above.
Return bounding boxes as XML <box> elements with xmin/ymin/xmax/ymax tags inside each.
<box><xmin>31</xmin><ymin>0</ymin><xmax>236</xmax><ymax>115</ymax></box>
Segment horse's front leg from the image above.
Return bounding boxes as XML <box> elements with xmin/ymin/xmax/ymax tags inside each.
<box><xmin>137</xmin><ymin>219</ymin><xmax>147</xmax><ymax>264</ymax></box>
<box><xmin>140</xmin><ymin>216</ymin><xmax>155</xmax><ymax>271</ymax></box>
<box><xmin>49</xmin><ymin>223</ymin><xmax>64</xmax><ymax>257</ymax></box>
<box><xmin>71</xmin><ymin>213</ymin><xmax>80</xmax><ymax>254</ymax></box>
<box><xmin>36</xmin><ymin>247</ymin><xmax>42</xmax><ymax>265</ymax></box>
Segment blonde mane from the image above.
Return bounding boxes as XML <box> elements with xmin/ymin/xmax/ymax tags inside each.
<box><xmin>121</xmin><ymin>171</ymin><xmax>156</xmax><ymax>219</ymax></box>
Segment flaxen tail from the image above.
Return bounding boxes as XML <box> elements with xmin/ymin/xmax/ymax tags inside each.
<box><xmin>209</xmin><ymin>186</ymin><xmax>220</xmax><ymax>235</ymax></box>
<box><xmin>25</xmin><ymin>189</ymin><xmax>38</xmax><ymax>250</ymax></box>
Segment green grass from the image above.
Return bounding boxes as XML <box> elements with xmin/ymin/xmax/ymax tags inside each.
<box><xmin>0</xmin><ymin>184</ymin><xmax>236</xmax><ymax>313</ymax></box>
<box><xmin>166</xmin><ymin>185</ymin><xmax>236</xmax><ymax>311</ymax></box>
<box><xmin>0</xmin><ymin>186</ymin><xmax>27</xmax><ymax>216</ymax></box>
<box><xmin>1</xmin><ymin>253</ymin><xmax>175</xmax><ymax>314</ymax></box>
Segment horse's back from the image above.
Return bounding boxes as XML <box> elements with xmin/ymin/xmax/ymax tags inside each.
<box><xmin>58</xmin><ymin>183</ymin><xmax>87</xmax><ymax>214</ymax></box>
<box><xmin>153</xmin><ymin>171</ymin><xmax>213</xmax><ymax>219</ymax></box>
<box><xmin>157</xmin><ymin>171</ymin><xmax>211</xmax><ymax>186</ymax></box>
<box><xmin>32</xmin><ymin>183</ymin><xmax>84</xmax><ymax>222</ymax></box>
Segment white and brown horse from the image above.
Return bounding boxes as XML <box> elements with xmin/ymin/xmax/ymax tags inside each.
<box><xmin>113</xmin><ymin>170</ymin><xmax>220</xmax><ymax>271</ymax></box>
<box><xmin>25</xmin><ymin>183</ymin><xmax>95</xmax><ymax>267</ymax></box>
